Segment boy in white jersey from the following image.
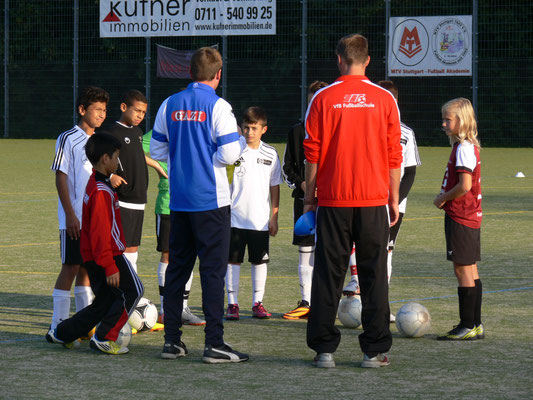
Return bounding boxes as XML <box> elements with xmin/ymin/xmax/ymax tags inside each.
<box><xmin>225</xmin><ymin>107</ymin><xmax>283</xmax><ymax>320</ymax></box>
<box><xmin>50</xmin><ymin>86</ymin><xmax>109</xmax><ymax>334</ymax></box>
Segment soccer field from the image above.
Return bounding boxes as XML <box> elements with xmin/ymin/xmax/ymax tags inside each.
<box><xmin>0</xmin><ymin>139</ymin><xmax>532</xmax><ymax>399</ymax></box>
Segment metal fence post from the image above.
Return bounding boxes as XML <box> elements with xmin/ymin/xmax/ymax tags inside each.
<box><xmin>4</xmin><ymin>0</ymin><xmax>9</xmax><ymax>138</ymax></box>
<box><xmin>73</xmin><ymin>0</ymin><xmax>79</xmax><ymax>125</ymax></box>
<box><xmin>472</xmin><ymin>0</ymin><xmax>478</xmax><ymax>115</ymax></box>
<box><xmin>145</xmin><ymin>37</ymin><xmax>151</xmax><ymax>130</ymax></box>
<box><xmin>300</xmin><ymin>0</ymin><xmax>307</xmax><ymax>120</ymax></box>
<box><xmin>222</xmin><ymin>36</ymin><xmax>228</xmax><ymax>100</ymax></box>
<box><xmin>384</xmin><ymin>0</ymin><xmax>391</xmax><ymax>80</ymax></box>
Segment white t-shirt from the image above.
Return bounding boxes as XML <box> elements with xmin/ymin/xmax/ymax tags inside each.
<box><xmin>51</xmin><ymin>126</ymin><xmax>93</xmax><ymax>229</ymax></box>
<box><xmin>230</xmin><ymin>142</ymin><xmax>283</xmax><ymax>231</ymax></box>
<box><xmin>399</xmin><ymin>122</ymin><xmax>421</xmax><ymax>213</ymax></box>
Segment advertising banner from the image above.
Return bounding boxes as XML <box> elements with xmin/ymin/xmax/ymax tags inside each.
<box><xmin>100</xmin><ymin>0</ymin><xmax>276</xmax><ymax>37</ymax></box>
<box><xmin>388</xmin><ymin>16</ymin><xmax>472</xmax><ymax>77</ymax></box>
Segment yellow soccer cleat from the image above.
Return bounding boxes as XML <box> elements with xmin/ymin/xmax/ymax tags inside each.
<box><xmin>90</xmin><ymin>335</ymin><xmax>129</xmax><ymax>355</ymax></box>
<box><xmin>80</xmin><ymin>326</ymin><xmax>96</xmax><ymax>340</ymax></box>
<box><xmin>283</xmin><ymin>300</ymin><xmax>310</xmax><ymax>320</ymax></box>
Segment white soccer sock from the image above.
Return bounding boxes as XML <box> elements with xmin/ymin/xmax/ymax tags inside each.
<box><xmin>226</xmin><ymin>264</ymin><xmax>241</xmax><ymax>305</ymax></box>
<box><xmin>73</xmin><ymin>285</ymin><xmax>93</xmax><ymax>312</ymax></box>
<box><xmin>124</xmin><ymin>251</ymin><xmax>138</xmax><ymax>273</ymax></box>
<box><xmin>157</xmin><ymin>262</ymin><xmax>167</xmax><ymax>314</ymax></box>
<box><xmin>51</xmin><ymin>289</ymin><xmax>71</xmax><ymax>330</ymax></box>
<box><xmin>183</xmin><ymin>272</ymin><xmax>193</xmax><ymax>308</ymax></box>
<box><xmin>251</xmin><ymin>263</ymin><xmax>268</xmax><ymax>306</ymax></box>
<box><xmin>298</xmin><ymin>246</ymin><xmax>314</xmax><ymax>304</ymax></box>
<box><xmin>387</xmin><ymin>251</ymin><xmax>393</xmax><ymax>285</ymax></box>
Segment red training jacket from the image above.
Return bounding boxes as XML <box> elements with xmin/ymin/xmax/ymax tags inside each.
<box><xmin>304</xmin><ymin>75</ymin><xmax>403</xmax><ymax>207</ymax></box>
<box><xmin>80</xmin><ymin>170</ymin><xmax>126</xmax><ymax>276</ymax></box>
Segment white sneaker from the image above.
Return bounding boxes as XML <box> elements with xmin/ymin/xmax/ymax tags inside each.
<box><xmin>361</xmin><ymin>353</ymin><xmax>390</xmax><ymax>368</ymax></box>
<box><xmin>182</xmin><ymin>307</ymin><xmax>206</xmax><ymax>326</ymax></box>
<box><xmin>312</xmin><ymin>353</ymin><xmax>335</xmax><ymax>368</ymax></box>
<box><xmin>343</xmin><ymin>279</ymin><xmax>360</xmax><ymax>295</ymax></box>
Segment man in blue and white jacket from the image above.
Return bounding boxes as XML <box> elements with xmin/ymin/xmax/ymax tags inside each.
<box><xmin>151</xmin><ymin>47</ymin><xmax>248</xmax><ymax>364</ymax></box>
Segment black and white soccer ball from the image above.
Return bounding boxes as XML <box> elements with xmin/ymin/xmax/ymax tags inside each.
<box><xmin>395</xmin><ymin>302</ymin><xmax>431</xmax><ymax>338</ymax></box>
<box><xmin>128</xmin><ymin>297</ymin><xmax>158</xmax><ymax>332</ymax></box>
<box><xmin>337</xmin><ymin>295</ymin><xmax>362</xmax><ymax>329</ymax></box>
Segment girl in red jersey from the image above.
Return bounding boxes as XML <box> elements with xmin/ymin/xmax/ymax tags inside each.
<box><xmin>434</xmin><ymin>98</ymin><xmax>484</xmax><ymax>341</ymax></box>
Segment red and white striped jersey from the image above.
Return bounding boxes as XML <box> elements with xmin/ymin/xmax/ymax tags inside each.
<box><xmin>80</xmin><ymin>170</ymin><xmax>126</xmax><ymax>276</ymax></box>
<box><xmin>441</xmin><ymin>141</ymin><xmax>482</xmax><ymax>229</ymax></box>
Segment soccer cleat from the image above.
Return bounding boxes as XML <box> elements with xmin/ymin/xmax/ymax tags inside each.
<box><xmin>89</xmin><ymin>335</ymin><xmax>129</xmax><ymax>355</ymax></box>
<box><xmin>475</xmin><ymin>323</ymin><xmax>485</xmax><ymax>339</ymax></box>
<box><xmin>361</xmin><ymin>353</ymin><xmax>390</xmax><ymax>368</ymax></box>
<box><xmin>202</xmin><ymin>343</ymin><xmax>249</xmax><ymax>363</ymax></box>
<box><xmin>150</xmin><ymin>322</ymin><xmax>164</xmax><ymax>332</ymax></box>
<box><xmin>252</xmin><ymin>302</ymin><xmax>272</xmax><ymax>319</ymax></box>
<box><xmin>312</xmin><ymin>353</ymin><xmax>335</xmax><ymax>368</ymax></box>
<box><xmin>226</xmin><ymin>304</ymin><xmax>240</xmax><ymax>320</ymax></box>
<box><xmin>389</xmin><ymin>313</ymin><xmax>396</xmax><ymax>323</ymax></box>
<box><xmin>161</xmin><ymin>341</ymin><xmax>188</xmax><ymax>359</ymax></box>
<box><xmin>437</xmin><ymin>324</ymin><xmax>478</xmax><ymax>341</ymax></box>
<box><xmin>45</xmin><ymin>328</ymin><xmax>81</xmax><ymax>350</ymax></box>
<box><xmin>343</xmin><ymin>279</ymin><xmax>360</xmax><ymax>296</ymax></box>
<box><xmin>283</xmin><ymin>300</ymin><xmax>310</xmax><ymax>320</ymax></box>
<box><xmin>80</xmin><ymin>326</ymin><xmax>96</xmax><ymax>340</ymax></box>
<box><xmin>182</xmin><ymin>307</ymin><xmax>206</xmax><ymax>326</ymax></box>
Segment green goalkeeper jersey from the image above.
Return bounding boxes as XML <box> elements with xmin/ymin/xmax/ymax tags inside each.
<box><xmin>142</xmin><ymin>131</ymin><xmax>170</xmax><ymax>215</ymax></box>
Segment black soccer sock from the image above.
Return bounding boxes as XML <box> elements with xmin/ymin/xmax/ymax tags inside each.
<box><xmin>159</xmin><ymin>285</ymin><xmax>164</xmax><ymax>296</ymax></box>
<box><xmin>474</xmin><ymin>279</ymin><xmax>482</xmax><ymax>326</ymax></box>
<box><xmin>458</xmin><ymin>286</ymin><xmax>476</xmax><ymax>329</ymax></box>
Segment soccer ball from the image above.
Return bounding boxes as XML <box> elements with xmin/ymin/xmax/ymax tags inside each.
<box><xmin>395</xmin><ymin>302</ymin><xmax>431</xmax><ymax>338</ymax></box>
<box><xmin>128</xmin><ymin>297</ymin><xmax>158</xmax><ymax>332</ymax></box>
<box><xmin>337</xmin><ymin>295</ymin><xmax>362</xmax><ymax>328</ymax></box>
<box><xmin>115</xmin><ymin>322</ymin><xmax>132</xmax><ymax>347</ymax></box>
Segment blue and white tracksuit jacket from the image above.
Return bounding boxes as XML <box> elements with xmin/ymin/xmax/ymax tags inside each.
<box><xmin>150</xmin><ymin>82</ymin><xmax>246</xmax><ymax>212</ymax></box>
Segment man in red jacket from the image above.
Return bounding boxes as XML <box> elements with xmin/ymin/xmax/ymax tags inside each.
<box><xmin>46</xmin><ymin>133</ymin><xmax>144</xmax><ymax>355</ymax></box>
<box><xmin>303</xmin><ymin>34</ymin><xmax>402</xmax><ymax>368</ymax></box>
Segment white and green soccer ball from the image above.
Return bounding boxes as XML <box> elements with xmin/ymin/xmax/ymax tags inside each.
<box><xmin>395</xmin><ymin>302</ymin><xmax>431</xmax><ymax>338</ymax></box>
<box><xmin>115</xmin><ymin>322</ymin><xmax>132</xmax><ymax>347</ymax></box>
<box><xmin>338</xmin><ymin>295</ymin><xmax>362</xmax><ymax>329</ymax></box>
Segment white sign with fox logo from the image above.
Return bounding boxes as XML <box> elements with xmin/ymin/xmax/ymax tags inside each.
<box><xmin>388</xmin><ymin>15</ymin><xmax>472</xmax><ymax>77</ymax></box>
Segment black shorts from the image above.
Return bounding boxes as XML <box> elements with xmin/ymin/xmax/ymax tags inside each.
<box><xmin>59</xmin><ymin>230</ymin><xmax>83</xmax><ymax>265</ymax></box>
<box><xmin>156</xmin><ymin>214</ymin><xmax>170</xmax><ymax>253</ymax></box>
<box><xmin>444</xmin><ymin>214</ymin><xmax>481</xmax><ymax>265</ymax></box>
<box><xmin>120</xmin><ymin>207</ymin><xmax>144</xmax><ymax>247</ymax></box>
<box><xmin>292</xmin><ymin>197</ymin><xmax>315</xmax><ymax>247</ymax></box>
<box><xmin>229</xmin><ymin>228</ymin><xmax>270</xmax><ymax>264</ymax></box>
<box><xmin>388</xmin><ymin>212</ymin><xmax>404</xmax><ymax>250</ymax></box>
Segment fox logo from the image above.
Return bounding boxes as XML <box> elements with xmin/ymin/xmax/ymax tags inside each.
<box><xmin>399</xmin><ymin>27</ymin><xmax>422</xmax><ymax>58</ymax></box>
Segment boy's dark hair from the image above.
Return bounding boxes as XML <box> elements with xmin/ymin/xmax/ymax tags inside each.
<box><xmin>308</xmin><ymin>80</ymin><xmax>329</xmax><ymax>95</ymax></box>
<box><xmin>377</xmin><ymin>80</ymin><xmax>399</xmax><ymax>100</ymax></box>
<box><xmin>190</xmin><ymin>47</ymin><xmax>223</xmax><ymax>81</ymax></box>
<box><xmin>76</xmin><ymin>86</ymin><xmax>110</xmax><ymax>115</ymax></box>
<box><xmin>336</xmin><ymin>34</ymin><xmax>369</xmax><ymax>66</ymax></box>
<box><xmin>121</xmin><ymin>89</ymin><xmax>148</xmax><ymax>107</ymax></box>
<box><xmin>85</xmin><ymin>133</ymin><xmax>121</xmax><ymax>166</ymax></box>
<box><xmin>242</xmin><ymin>106</ymin><xmax>267</xmax><ymax>126</ymax></box>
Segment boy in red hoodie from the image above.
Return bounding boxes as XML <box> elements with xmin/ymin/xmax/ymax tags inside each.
<box><xmin>46</xmin><ymin>133</ymin><xmax>144</xmax><ymax>354</ymax></box>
